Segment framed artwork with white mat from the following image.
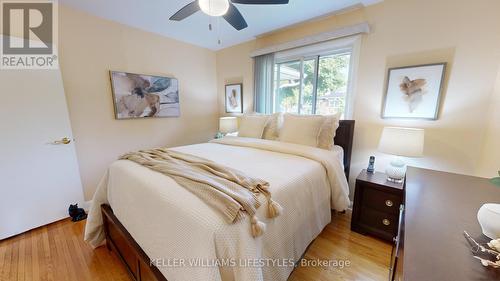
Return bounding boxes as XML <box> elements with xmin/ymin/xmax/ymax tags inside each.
<box><xmin>382</xmin><ymin>63</ymin><xmax>446</xmax><ymax>120</ymax></box>
<box><xmin>225</xmin><ymin>83</ymin><xmax>243</xmax><ymax>113</ymax></box>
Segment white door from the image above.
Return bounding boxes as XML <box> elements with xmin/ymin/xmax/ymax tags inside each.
<box><xmin>0</xmin><ymin>67</ymin><xmax>84</xmax><ymax>240</ymax></box>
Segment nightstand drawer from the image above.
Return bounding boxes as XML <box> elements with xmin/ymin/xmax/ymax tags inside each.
<box><xmin>362</xmin><ymin>187</ymin><xmax>402</xmax><ymax>215</ymax></box>
<box><xmin>359</xmin><ymin>207</ymin><xmax>398</xmax><ymax>236</ymax></box>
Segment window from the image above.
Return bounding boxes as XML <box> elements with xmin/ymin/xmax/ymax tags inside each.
<box><xmin>271</xmin><ymin>37</ymin><xmax>359</xmax><ymax>118</ymax></box>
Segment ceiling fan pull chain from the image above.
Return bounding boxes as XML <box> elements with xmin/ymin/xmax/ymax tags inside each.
<box><xmin>209</xmin><ymin>13</ymin><xmax>213</xmax><ymax>31</ymax></box>
<box><xmin>217</xmin><ymin>17</ymin><xmax>221</xmax><ymax>45</ymax></box>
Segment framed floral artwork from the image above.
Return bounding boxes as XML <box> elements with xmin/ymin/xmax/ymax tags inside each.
<box><xmin>110</xmin><ymin>71</ymin><xmax>180</xmax><ymax>119</ymax></box>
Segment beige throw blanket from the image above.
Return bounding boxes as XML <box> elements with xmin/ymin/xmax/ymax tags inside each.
<box><xmin>120</xmin><ymin>148</ymin><xmax>282</xmax><ymax>237</ymax></box>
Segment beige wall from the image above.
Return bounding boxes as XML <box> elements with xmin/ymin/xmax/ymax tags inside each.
<box><xmin>59</xmin><ymin>6</ymin><xmax>218</xmax><ymax>200</ymax></box>
<box><xmin>477</xmin><ymin>63</ymin><xmax>500</xmax><ymax>177</ymax></box>
<box><xmin>216</xmin><ymin>41</ymin><xmax>256</xmax><ymax>116</ymax></box>
<box><xmin>215</xmin><ymin>0</ymin><xmax>500</xmax><ymax>196</ymax></box>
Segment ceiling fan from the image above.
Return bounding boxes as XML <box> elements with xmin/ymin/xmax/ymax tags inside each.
<box><xmin>169</xmin><ymin>0</ymin><xmax>290</xmax><ymax>31</ymax></box>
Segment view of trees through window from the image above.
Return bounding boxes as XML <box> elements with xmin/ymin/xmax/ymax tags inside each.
<box><xmin>273</xmin><ymin>52</ymin><xmax>351</xmax><ymax>117</ymax></box>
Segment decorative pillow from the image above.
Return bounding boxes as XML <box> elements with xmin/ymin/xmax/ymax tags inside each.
<box><xmin>262</xmin><ymin>113</ymin><xmax>281</xmax><ymax>140</ymax></box>
<box><xmin>317</xmin><ymin>113</ymin><xmax>341</xmax><ymax>150</ymax></box>
<box><xmin>238</xmin><ymin>115</ymin><xmax>270</xmax><ymax>139</ymax></box>
<box><xmin>279</xmin><ymin>114</ymin><xmax>324</xmax><ymax>147</ymax></box>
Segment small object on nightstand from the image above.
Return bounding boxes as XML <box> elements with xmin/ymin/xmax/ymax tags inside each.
<box><xmin>367</xmin><ymin>156</ymin><xmax>375</xmax><ymax>173</ymax></box>
<box><xmin>351</xmin><ymin>169</ymin><xmax>404</xmax><ymax>242</ymax></box>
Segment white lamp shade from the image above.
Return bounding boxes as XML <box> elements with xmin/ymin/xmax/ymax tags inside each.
<box><xmin>199</xmin><ymin>0</ymin><xmax>229</xmax><ymax>16</ymax></box>
<box><xmin>219</xmin><ymin>117</ymin><xmax>238</xmax><ymax>134</ymax></box>
<box><xmin>378</xmin><ymin>127</ymin><xmax>424</xmax><ymax>157</ymax></box>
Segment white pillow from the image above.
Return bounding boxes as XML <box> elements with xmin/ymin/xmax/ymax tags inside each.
<box><xmin>262</xmin><ymin>113</ymin><xmax>281</xmax><ymax>140</ymax></box>
<box><xmin>279</xmin><ymin>114</ymin><xmax>324</xmax><ymax>147</ymax></box>
<box><xmin>317</xmin><ymin>113</ymin><xmax>341</xmax><ymax>150</ymax></box>
<box><xmin>238</xmin><ymin>115</ymin><xmax>270</xmax><ymax>138</ymax></box>
<box><xmin>244</xmin><ymin>112</ymin><xmax>281</xmax><ymax>140</ymax></box>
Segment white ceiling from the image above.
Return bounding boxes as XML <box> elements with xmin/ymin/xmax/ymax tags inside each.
<box><xmin>60</xmin><ymin>0</ymin><xmax>381</xmax><ymax>50</ymax></box>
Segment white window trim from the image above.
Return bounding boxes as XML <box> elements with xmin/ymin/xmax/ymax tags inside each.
<box><xmin>273</xmin><ymin>35</ymin><xmax>361</xmax><ymax>119</ymax></box>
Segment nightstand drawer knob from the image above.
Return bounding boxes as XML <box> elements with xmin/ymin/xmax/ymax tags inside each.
<box><xmin>385</xmin><ymin>200</ymin><xmax>394</xmax><ymax>207</ymax></box>
<box><xmin>382</xmin><ymin>219</ymin><xmax>391</xmax><ymax>226</ymax></box>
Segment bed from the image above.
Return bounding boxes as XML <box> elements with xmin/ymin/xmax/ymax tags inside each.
<box><xmin>85</xmin><ymin>120</ymin><xmax>355</xmax><ymax>281</ymax></box>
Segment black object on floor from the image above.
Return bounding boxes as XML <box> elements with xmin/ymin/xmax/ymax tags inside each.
<box><xmin>68</xmin><ymin>203</ymin><xmax>87</xmax><ymax>222</ymax></box>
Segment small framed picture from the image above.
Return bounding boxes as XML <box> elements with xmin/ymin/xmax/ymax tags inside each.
<box><xmin>225</xmin><ymin>83</ymin><xmax>243</xmax><ymax>113</ymax></box>
<box><xmin>382</xmin><ymin>63</ymin><xmax>446</xmax><ymax>120</ymax></box>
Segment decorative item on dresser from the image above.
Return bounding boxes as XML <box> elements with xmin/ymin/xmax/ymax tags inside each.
<box><xmin>477</xmin><ymin>203</ymin><xmax>500</xmax><ymax>239</ymax></box>
<box><xmin>479</xmin><ymin>171</ymin><xmax>500</xmax><ymax>240</ymax></box>
<box><xmin>491</xmin><ymin>171</ymin><xmax>500</xmax><ymax>187</ymax></box>
<box><xmin>351</xmin><ymin>169</ymin><xmax>404</xmax><ymax>242</ymax></box>
<box><xmin>378</xmin><ymin>127</ymin><xmax>425</xmax><ymax>183</ymax></box>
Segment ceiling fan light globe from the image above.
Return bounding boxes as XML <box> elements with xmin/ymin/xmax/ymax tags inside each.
<box><xmin>199</xmin><ymin>0</ymin><xmax>230</xmax><ymax>17</ymax></box>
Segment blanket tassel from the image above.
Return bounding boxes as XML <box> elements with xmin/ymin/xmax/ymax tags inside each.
<box><xmin>267</xmin><ymin>199</ymin><xmax>283</xmax><ymax>219</ymax></box>
<box><xmin>250</xmin><ymin>216</ymin><xmax>266</xmax><ymax>237</ymax></box>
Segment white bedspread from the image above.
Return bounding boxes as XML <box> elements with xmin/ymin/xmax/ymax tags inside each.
<box><xmin>85</xmin><ymin>137</ymin><xmax>350</xmax><ymax>281</ymax></box>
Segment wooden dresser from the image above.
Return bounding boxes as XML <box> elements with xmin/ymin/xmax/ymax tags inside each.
<box><xmin>391</xmin><ymin>167</ymin><xmax>500</xmax><ymax>281</ymax></box>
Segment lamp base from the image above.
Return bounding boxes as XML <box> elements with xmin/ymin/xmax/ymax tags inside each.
<box><xmin>386</xmin><ymin>176</ymin><xmax>405</xmax><ymax>184</ymax></box>
<box><xmin>385</xmin><ymin>157</ymin><xmax>406</xmax><ymax>184</ymax></box>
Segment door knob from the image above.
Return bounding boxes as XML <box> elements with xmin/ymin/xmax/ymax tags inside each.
<box><xmin>53</xmin><ymin>137</ymin><xmax>72</xmax><ymax>145</ymax></box>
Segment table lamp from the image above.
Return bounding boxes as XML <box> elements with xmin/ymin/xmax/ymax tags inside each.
<box><xmin>217</xmin><ymin>117</ymin><xmax>238</xmax><ymax>138</ymax></box>
<box><xmin>378</xmin><ymin>127</ymin><xmax>424</xmax><ymax>183</ymax></box>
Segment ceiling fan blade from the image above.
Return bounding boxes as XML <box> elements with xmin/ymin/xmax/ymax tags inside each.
<box><xmin>169</xmin><ymin>1</ymin><xmax>200</xmax><ymax>21</ymax></box>
<box><xmin>231</xmin><ymin>0</ymin><xmax>289</xmax><ymax>4</ymax></box>
<box><xmin>223</xmin><ymin>3</ymin><xmax>248</xmax><ymax>31</ymax></box>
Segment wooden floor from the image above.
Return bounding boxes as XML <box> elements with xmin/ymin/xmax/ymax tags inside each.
<box><xmin>288</xmin><ymin>211</ymin><xmax>391</xmax><ymax>281</ymax></box>
<box><xmin>0</xmin><ymin>211</ymin><xmax>391</xmax><ymax>281</ymax></box>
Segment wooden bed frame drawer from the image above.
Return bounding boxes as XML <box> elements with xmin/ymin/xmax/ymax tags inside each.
<box><xmin>107</xmin><ymin>218</ymin><xmax>139</xmax><ymax>279</ymax></box>
<box><xmin>140</xmin><ymin>259</ymin><xmax>159</xmax><ymax>281</ymax></box>
<box><xmin>101</xmin><ymin>204</ymin><xmax>168</xmax><ymax>281</ymax></box>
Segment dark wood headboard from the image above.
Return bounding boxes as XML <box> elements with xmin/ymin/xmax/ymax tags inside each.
<box><xmin>334</xmin><ymin>120</ymin><xmax>355</xmax><ymax>179</ymax></box>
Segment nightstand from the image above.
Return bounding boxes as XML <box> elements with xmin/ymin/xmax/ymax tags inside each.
<box><xmin>351</xmin><ymin>169</ymin><xmax>404</xmax><ymax>242</ymax></box>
